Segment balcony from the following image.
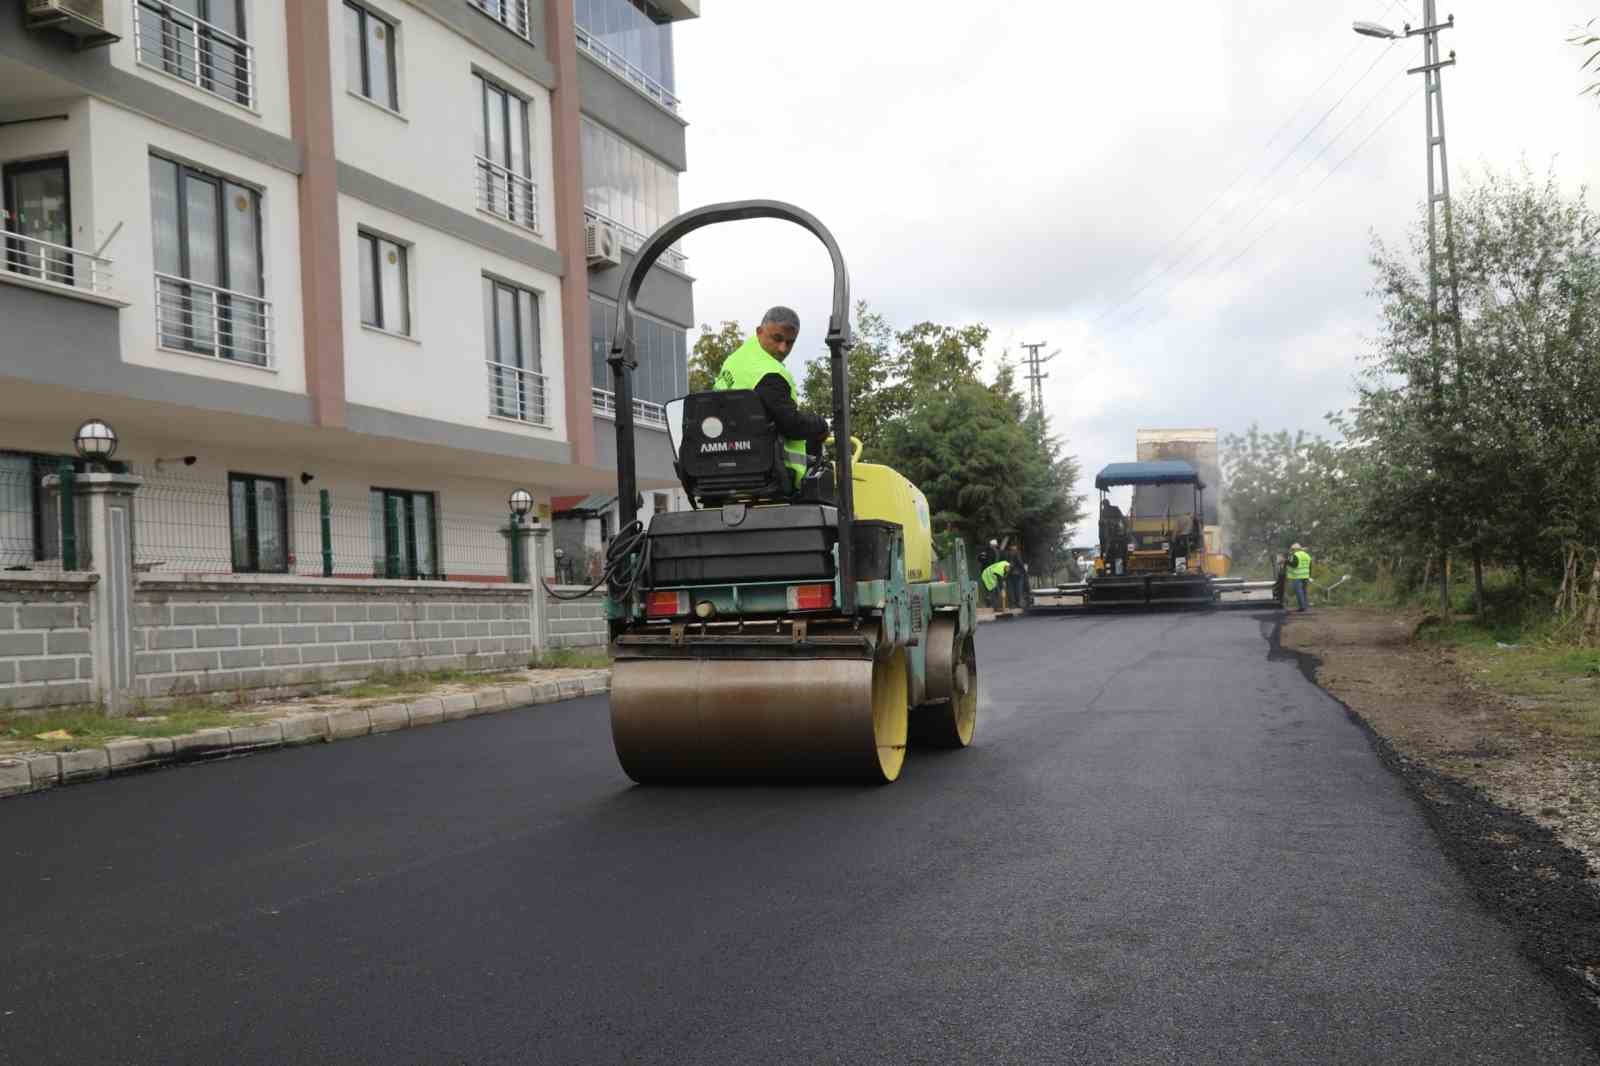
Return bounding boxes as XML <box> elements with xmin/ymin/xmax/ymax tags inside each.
<box><xmin>469</xmin><ymin>0</ymin><xmax>531</xmax><ymax>41</ymax></box>
<box><xmin>575</xmin><ymin>26</ymin><xmax>680</xmax><ymax>114</ymax></box>
<box><xmin>1</xmin><ymin>230</ymin><xmax>115</xmax><ymax>299</ymax></box>
<box><xmin>133</xmin><ymin>0</ymin><xmax>256</xmax><ymax>110</ymax></box>
<box><xmin>488</xmin><ymin>361</ymin><xmax>549</xmax><ymax>426</ymax></box>
<box><xmin>154</xmin><ymin>273</ymin><xmax>273</xmax><ymax>368</ymax></box>
<box><xmin>476</xmin><ymin>156</ymin><xmax>541</xmax><ymax>233</ymax></box>
<box><xmin>591</xmin><ymin>387</ymin><xmax>666</xmax><ymax>428</ymax></box>
<box><xmin>584</xmin><ymin>209</ymin><xmax>686</xmax><ymax>273</ymax></box>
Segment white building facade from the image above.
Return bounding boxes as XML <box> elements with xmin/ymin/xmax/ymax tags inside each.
<box><xmin>0</xmin><ymin>0</ymin><xmax>697</xmax><ymax>584</ymax></box>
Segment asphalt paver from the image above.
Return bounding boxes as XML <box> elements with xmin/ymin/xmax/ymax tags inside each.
<box><xmin>2</xmin><ymin>611</ymin><xmax>1594</xmax><ymax>1063</ymax></box>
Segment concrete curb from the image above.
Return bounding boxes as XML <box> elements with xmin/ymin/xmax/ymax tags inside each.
<box><xmin>0</xmin><ymin>669</ymin><xmax>612</xmax><ymax>801</ymax></box>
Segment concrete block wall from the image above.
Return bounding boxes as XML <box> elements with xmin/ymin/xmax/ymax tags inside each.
<box><xmin>0</xmin><ymin>575</ymin><xmax>98</xmax><ymax>712</ymax></box>
<box><xmin>548</xmin><ymin>586</ymin><xmax>608</xmax><ymax>648</ymax></box>
<box><xmin>132</xmin><ymin>577</ymin><xmax>537</xmax><ymax>699</ymax></box>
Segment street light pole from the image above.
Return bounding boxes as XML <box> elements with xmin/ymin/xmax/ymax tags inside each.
<box><xmin>1356</xmin><ymin>2</ymin><xmax>1461</xmax><ymax>616</ymax></box>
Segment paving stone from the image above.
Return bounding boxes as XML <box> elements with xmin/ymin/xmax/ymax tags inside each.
<box><xmin>440</xmin><ymin>693</ymin><xmax>478</xmax><ymax>721</ymax></box>
<box><xmin>406</xmin><ymin>697</ymin><xmax>444</xmax><ymax>727</ymax></box>
<box><xmin>106</xmin><ymin>737</ymin><xmax>175</xmax><ymax>773</ymax></box>
<box><xmin>172</xmin><ymin>728</ymin><xmax>234</xmax><ymax>762</ymax></box>
<box><xmin>228</xmin><ymin>722</ymin><xmax>284</xmax><ymax>752</ymax></box>
<box><xmin>327</xmin><ymin>707</ymin><xmax>372</xmax><ymax>740</ymax></box>
<box><xmin>280</xmin><ymin>714</ymin><xmax>332</xmax><ymax>745</ymax></box>
<box><xmin>58</xmin><ymin>748</ymin><xmax>110</xmax><ymax>783</ymax></box>
<box><xmin>25</xmin><ymin>753</ymin><xmax>60</xmax><ymax>790</ymax></box>
<box><xmin>367</xmin><ymin>703</ymin><xmax>409</xmax><ymax>733</ymax></box>
<box><xmin>0</xmin><ymin>758</ymin><xmax>33</xmax><ymax>798</ymax></box>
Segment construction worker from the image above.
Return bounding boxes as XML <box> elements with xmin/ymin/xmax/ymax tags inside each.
<box><xmin>1005</xmin><ymin>544</ymin><xmax>1028</xmax><ymax>610</ymax></box>
<box><xmin>714</xmin><ymin>306</ymin><xmax>828</xmax><ymax>489</ymax></box>
<box><xmin>981</xmin><ymin>558</ymin><xmax>1011</xmax><ymax>611</ymax></box>
<box><xmin>1099</xmin><ymin>499</ymin><xmax>1126</xmax><ymax>573</ymax></box>
<box><xmin>977</xmin><ymin>539</ymin><xmax>1000</xmax><ymax>607</ymax></box>
<box><xmin>1286</xmin><ymin>542</ymin><xmax>1312</xmax><ymax>612</ymax></box>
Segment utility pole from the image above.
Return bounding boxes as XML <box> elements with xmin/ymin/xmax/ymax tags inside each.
<box><xmin>1356</xmin><ymin>2</ymin><xmax>1461</xmax><ymax>617</ymax></box>
<box><xmin>1020</xmin><ymin>342</ymin><xmax>1058</xmax><ymax>420</ymax></box>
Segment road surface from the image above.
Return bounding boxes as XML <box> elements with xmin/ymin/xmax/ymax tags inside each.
<box><xmin>3</xmin><ymin>610</ymin><xmax>1593</xmax><ymax>1063</ymax></box>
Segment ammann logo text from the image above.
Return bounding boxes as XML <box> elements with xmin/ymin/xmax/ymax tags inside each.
<box><xmin>699</xmin><ymin>440</ymin><xmax>753</xmax><ymax>454</ymax></box>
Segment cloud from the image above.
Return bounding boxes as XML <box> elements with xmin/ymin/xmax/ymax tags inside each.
<box><xmin>673</xmin><ymin>0</ymin><xmax>1600</xmax><ymax>545</ymax></box>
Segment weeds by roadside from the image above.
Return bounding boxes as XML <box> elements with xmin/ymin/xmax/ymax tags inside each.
<box><xmin>530</xmin><ymin>648</ymin><xmax>611</xmax><ymax>670</ymax></box>
<box><xmin>0</xmin><ymin>703</ymin><xmax>274</xmax><ymax>753</ymax></box>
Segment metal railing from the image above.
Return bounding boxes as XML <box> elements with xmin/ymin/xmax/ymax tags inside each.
<box><xmin>591</xmin><ymin>387</ymin><xmax>666</xmax><ymax>427</ymax></box>
<box><xmin>584</xmin><ymin>209</ymin><xmax>687</xmax><ymax>272</ymax></box>
<box><xmin>0</xmin><ymin>230</ymin><xmax>114</xmax><ymax>296</ymax></box>
<box><xmin>575</xmin><ymin>26</ymin><xmax>680</xmax><ymax>113</ymax></box>
<box><xmin>133</xmin><ymin>0</ymin><xmax>256</xmax><ymax>109</ymax></box>
<box><xmin>475</xmin><ymin>156</ymin><xmax>540</xmax><ymax>232</ymax></box>
<box><xmin>488</xmin><ymin>361</ymin><xmax>549</xmax><ymax>426</ymax></box>
<box><xmin>154</xmin><ymin>272</ymin><xmax>274</xmax><ymax>368</ymax></box>
<box><xmin>469</xmin><ymin>0</ymin><xmax>530</xmax><ymax>39</ymax></box>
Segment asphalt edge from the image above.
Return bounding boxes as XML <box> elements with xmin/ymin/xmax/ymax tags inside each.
<box><xmin>1266</xmin><ymin>617</ymin><xmax>1600</xmax><ymax>1051</ymax></box>
<box><xmin>0</xmin><ymin>670</ymin><xmax>612</xmax><ymax>802</ymax></box>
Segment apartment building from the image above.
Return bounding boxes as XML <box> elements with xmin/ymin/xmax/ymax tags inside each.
<box><xmin>0</xmin><ymin>0</ymin><xmax>696</xmax><ymax>583</ymax></box>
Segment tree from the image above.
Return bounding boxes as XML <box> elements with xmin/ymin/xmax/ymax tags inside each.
<box><xmin>799</xmin><ymin>303</ymin><xmax>905</xmax><ymax>446</ymax></box>
<box><xmin>1354</xmin><ymin>166</ymin><xmax>1600</xmax><ymax>627</ymax></box>
<box><xmin>688</xmin><ymin>320</ymin><xmax>743</xmax><ymax>393</ymax></box>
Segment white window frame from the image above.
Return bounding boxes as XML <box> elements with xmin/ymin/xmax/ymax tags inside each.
<box><xmin>357</xmin><ymin>228</ymin><xmax>412</xmax><ymax>337</ymax></box>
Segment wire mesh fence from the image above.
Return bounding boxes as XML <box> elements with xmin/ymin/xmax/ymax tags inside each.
<box><xmin>0</xmin><ymin>457</ymin><xmax>82</xmax><ymax>574</ymax></box>
<box><xmin>127</xmin><ymin>467</ymin><xmax>519</xmax><ymax>581</ymax></box>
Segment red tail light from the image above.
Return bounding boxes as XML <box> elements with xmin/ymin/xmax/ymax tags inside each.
<box><xmin>786</xmin><ymin>583</ymin><xmax>834</xmax><ymax>611</ymax></box>
<box><xmin>646</xmin><ymin>590</ymin><xmax>688</xmax><ymax>618</ymax></box>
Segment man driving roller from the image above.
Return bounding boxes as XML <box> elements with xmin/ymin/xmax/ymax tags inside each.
<box><xmin>714</xmin><ymin>306</ymin><xmax>830</xmax><ymax>489</ymax></box>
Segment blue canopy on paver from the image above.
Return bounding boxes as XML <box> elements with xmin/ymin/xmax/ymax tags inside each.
<box><xmin>1094</xmin><ymin>461</ymin><xmax>1205</xmax><ymax>490</ymax></box>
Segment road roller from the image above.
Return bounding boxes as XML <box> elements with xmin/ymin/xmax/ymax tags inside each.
<box><xmin>599</xmin><ymin>200</ymin><xmax>981</xmax><ymax>784</ymax></box>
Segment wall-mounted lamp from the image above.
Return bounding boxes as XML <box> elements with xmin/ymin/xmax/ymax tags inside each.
<box><xmin>300</xmin><ymin>472</ymin><xmax>316</xmax><ymax>485</ymax></box>
<box><xmin>154</xmin><ymin>454</ymin><xmax>197</xmax><ymax>471</ymax></box>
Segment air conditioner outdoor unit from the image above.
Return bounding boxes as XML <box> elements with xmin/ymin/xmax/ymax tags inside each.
<box><xmin>26</xmin><ymin>0</ymin><xmax>119</xmax><ymax>46</ymax></box>
<box><xmin>585</xmin><ymin>220</ymin><xmax>622</xmax><ymax>269</ymax></box>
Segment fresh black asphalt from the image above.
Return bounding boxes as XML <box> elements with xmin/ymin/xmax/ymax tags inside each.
<box><xmin>2</xmin><ymin>610</ymin><xmax>1594</xmax><ymax>1064</ymax></box>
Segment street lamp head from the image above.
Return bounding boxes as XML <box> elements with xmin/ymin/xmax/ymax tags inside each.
<box><xmin>1352</xmin><ymin>20</ymin><xmax>1397</xmax><ymax>39</ymax></box>
<box><xmin>508</xmin><ymin>488</ymin><xmax>534</xmax><ymax>518</ymax></box>
<box><xmin>73</xmin><ymin>419</ymin><xmax>118</xmax><ymax>462</ymax></box>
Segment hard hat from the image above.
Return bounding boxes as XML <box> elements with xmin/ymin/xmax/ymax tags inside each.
<box><xmin>1290</xmin><ymin>542</ymin><xmax>1302</xmax><ymax>550</ymax></box>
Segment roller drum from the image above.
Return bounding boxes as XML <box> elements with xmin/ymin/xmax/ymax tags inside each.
<box><xmin>912</xmin><ymin>616</ymin><xmax>978</xmax><ymax>748</ymax></box>
<box><xmin>610</xmin><ymin>651</ymin><xmax>909</xmax><ymax>783</ymax></box>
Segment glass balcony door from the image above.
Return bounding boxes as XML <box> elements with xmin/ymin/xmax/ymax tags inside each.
<box><xmin>2</xmin><ymin>157</ymin><xmax>73</xmax><ymax>286</ymax></box>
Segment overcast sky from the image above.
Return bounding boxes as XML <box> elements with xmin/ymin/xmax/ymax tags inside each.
<box><xmin>671</xmin><ymin>1</ymin><xmax>1600</xmax><ymax>546</ymax></box>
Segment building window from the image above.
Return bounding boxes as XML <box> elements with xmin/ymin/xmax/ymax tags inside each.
<box><xmin>370</xmin><ymin>488</ymin><xmax>438</xmax><ymax>579</ymax></box>
<box><xmin>358</xmin><ymin>230</ymin><xmax>410</xmax><ymax>335</ymax></box>
<box><xmin>580</xmin><ymin>117</ymin><xmax>679</xmax><ymax>249</ymax></box>
<box><xmin>653</xmin><ymin>492</ymin><xmax>669</xmax><ymax>515</ymax></box>
<box><xmin>149</xmin><ymin>154</ymin><xmax>270</xmax><ymax>366</ymax></box>
<box><xmin>469</xmin><ymin>0</ymin><xmax>530</xmax><ymax>40</ymax></box>
<box><xmin>588</xmin><ymin>295</ymin><xmax>687</xmax><ymax>405</ymax></box>
<box><xmin>343</xmin><ymin>2</ymin><xmax>399</xmax><ymax>111</ymax></box>
<box><xmin>228</xmin><ymin>473</ymin><xmax>288</xmax><ymax>573</ymax></box>
<box><xmin>574</xmin><ymin>0</ymin><xmax>677</xmax><ymax>111</ymax></box>
<box><xmin>0</xmin><ymin>452</ymin><xmax>83</xmax><ymax>568</ymax></box>
<box><xmin>473</xmin><ymin>74</ymin><xmax>537</xmax><ymax>229</ymax></box>
<box><xmin>135</xmin><ymin>0</ymin><xmax>254</xmax><ymax>108</ymax></box>
<box><xmin>484</xmin><ymin>276</ymin><xmax>545</xmax><ymax>424</ymax></box>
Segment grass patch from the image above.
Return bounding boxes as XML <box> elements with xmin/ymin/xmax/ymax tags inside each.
<box><xmin>337</xmin><ymin>669</ymin><xmax>527</xmax><ymax>701</ymax></box>
<box><xmin>0</xmin><ymin>704</ymin><xmax>271</xmax><ymax>753</ymax></box>
<box><xmin>1417</xmin><ymin>618</ymin><xmax>1600</xmax><ymax>758</ymax></box>
<box><xmin>529</xmin><ymin>648</ymin><xmax>612</xmax><ymax>670</ymax></box>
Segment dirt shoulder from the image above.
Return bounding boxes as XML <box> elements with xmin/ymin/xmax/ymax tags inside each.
<box><xmin>1281</xmin><ymin>608</ymin><xmax>1600</xmax><ymax>1030</ymax></box>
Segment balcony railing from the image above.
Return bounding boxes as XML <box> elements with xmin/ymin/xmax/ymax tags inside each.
<box><xmin>469</xmin><ymin>0</ymin><xmax>531</xmax><ymax>40</ymax></box>
<box><xmin>592</xmin><ymin>387</ymin><xmax>666</xmax><ymax>428</ymax></box>
<box><xmin>476</xmin><ymin>156</ymin><xmax>541</xmax><ymax>233</ymax></box>
<box><xmin>154</xmin><ymin>272</ymin><xmax>273</xmax><ymax>368</ymax></box>
<box><xmin>488</xmin><ymin>361</ymin><xmax>549</xmax><ymax>426</ymax></box>
<box><xmin>0</xmin><ymin>230</ymin><xmax>114</xmax><ymax>296</ymax></box>
<box><xmin>133</xmin><ymin>0</ymin><xmax>256</xmax><ymax>109</ymax></box>
<box><xmin>575</xmin><ymin>26</ymin><xmax>680</xmax><ymax>114</ymax></box>
<box><xmin>584</xmin><ymin>209</ymin><xmax>687</xmax><ymax>272</ymax></box>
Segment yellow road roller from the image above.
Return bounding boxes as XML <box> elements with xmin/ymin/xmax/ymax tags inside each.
<box><xmin>598</xmin><ymin>200</ymin><xmax>980</xmax><ymax>784</ymax></box>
